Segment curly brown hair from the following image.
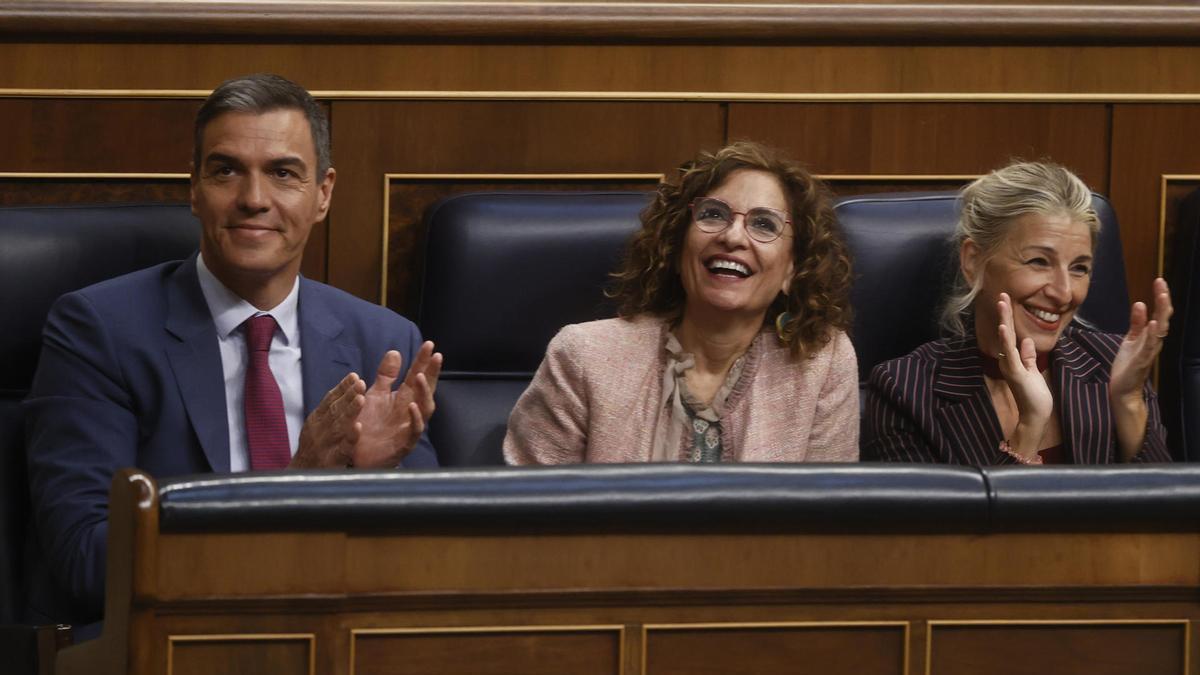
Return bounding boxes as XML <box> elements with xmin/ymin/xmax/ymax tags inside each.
<box><xmin>608</xmin><ymin>141</ymin><xmax>853</xmax><ymax>359</ymax></box>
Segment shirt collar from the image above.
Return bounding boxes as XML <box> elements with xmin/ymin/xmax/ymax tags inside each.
<box><xmin>195</xmin><ymin>253</ymin><xmax>300</xmax><ymax>345</ymax></box>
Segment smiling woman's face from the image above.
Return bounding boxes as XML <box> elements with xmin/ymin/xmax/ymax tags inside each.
<box><xmin>678</xmin><ymin>168</ymin><xmax>795</xmax><ymax>324</ymax></box>
<box><xmin>967</xmin><ymin>211</ymin><xmax>1094</xmax><ymax>353</ymax></box>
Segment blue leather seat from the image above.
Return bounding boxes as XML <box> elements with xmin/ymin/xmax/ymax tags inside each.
<box><xmin>416</xmin><ymin>192</ymin><xmax>649</xmax><ymax>466</ymax></box>
<box><xmin>1160</xmin><ymin>188</ymin><xmax>1200</xmax><ymax>461</ymax></box>
<box><xmin>0</xmin><ymin>203</ymin><xmax>198</xmax><ymax>664</ymax></box>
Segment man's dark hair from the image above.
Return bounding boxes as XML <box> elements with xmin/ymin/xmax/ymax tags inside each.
<box><xmin>193</xmin><ymin>73</ymin><xmax>331</xmax><ymax>175</ymax></box>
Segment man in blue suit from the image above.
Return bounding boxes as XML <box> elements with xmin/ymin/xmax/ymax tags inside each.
<box><xmin>23</xmin><ymin>74</ymin><xmax>441</xmax><ymax>634</ymax></box>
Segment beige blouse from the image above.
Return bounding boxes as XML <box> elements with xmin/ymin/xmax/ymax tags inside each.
<box><xmin>504</xmin><ymin>315</ymin><xmax>860</xmax><ymax>464</ymax></box>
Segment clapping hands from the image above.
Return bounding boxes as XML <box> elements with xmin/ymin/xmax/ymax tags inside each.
<box><xmin>351</xmin><ymin>342</ymin><xmax>443</xmax><ymax>468</ymax></box>
<box><xmin>1110</xmin><ymin>277</ymin><xmax>1173</xmax><ymax>405</ymax></box>
<box><xmin>293</xmin><ymin>342</ymin><xmax>443</xmax><ymax>469</ymax></box>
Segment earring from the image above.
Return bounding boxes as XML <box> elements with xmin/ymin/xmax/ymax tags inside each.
<box><xmin>775</xmin><ymin>311</ymin><xmax>793</xmax><ymax>343</ymax></box>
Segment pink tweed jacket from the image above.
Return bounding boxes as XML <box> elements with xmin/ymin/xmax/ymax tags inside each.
<box><xmin>503</xmin><ymin>316</ymin><xmax>859</xmax><ymax>464</ymax></box>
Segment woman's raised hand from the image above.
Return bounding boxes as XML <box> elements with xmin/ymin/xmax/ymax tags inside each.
<box><xmin>1110</xmin><ymin>277</ymin><xmax>1173</xmax><ymax>404</ymax></box>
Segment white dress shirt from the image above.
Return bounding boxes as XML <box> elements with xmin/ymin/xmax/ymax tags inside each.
<box><xmin>196</xmin><ymin>254</ymin><xmax>304</xmax><ymax>471</ymax></box>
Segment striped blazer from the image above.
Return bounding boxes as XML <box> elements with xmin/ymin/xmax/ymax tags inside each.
<box><xmin>863</xmin><ymin>325</ymin><xmax>1172</xmax><ymax>465</ymax></box>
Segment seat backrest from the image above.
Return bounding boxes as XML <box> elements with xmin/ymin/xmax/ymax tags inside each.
<box><xmin>1160</xmin><ymin>188</ymin><xmax>1200</xmax><ymax>461</ymax></box>
<box><xmin>416</xmin><ymin>192</ymin><xmax>649</xmax><ymax>466</ymax></box>
<box><xmin>835</xmin><ymin>191</ymin><xmax>1132</xmax><ymax>384</ymax></box>
<box><xmin>0</xmin><ymin>203</ymin><xmax>199</xmax><ymax>622</ymax></box>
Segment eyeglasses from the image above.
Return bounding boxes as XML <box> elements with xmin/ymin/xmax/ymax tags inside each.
<box><xmin>689</xmin><ymin>197</ymin><xmax>792</xmax><ymax>243</ymax></box>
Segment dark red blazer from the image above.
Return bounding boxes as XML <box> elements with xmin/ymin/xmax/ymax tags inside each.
<box><xmin>863</xmin><ymin>325</ymin><xmax>1172</xmax><ymax>465</ymax></box>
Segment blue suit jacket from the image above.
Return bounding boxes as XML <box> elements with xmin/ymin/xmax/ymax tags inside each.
<box><xmin>23</xmin><ymin>255</ymin><xmax>437</xmax><ymax>627</ymax></box>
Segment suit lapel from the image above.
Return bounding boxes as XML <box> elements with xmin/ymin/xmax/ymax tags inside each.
<box><xmin>163</xmin><ymin>255</ymin><xmax>231</xmax><ymax>473</ymax></box>
<box><xmin>1053</xmin><ymin>331</ymin><xmax>1113</xmax><ymax>464</ymax></box>
<box><xmin>297</xmin><ymin>279</ymin><xmax>358</xmax><ymax>415</ymax></box>
<box><xmin>932</xmin><ymin>339</ymin><xmax>1008</xmax><ymax>465</ymax></box>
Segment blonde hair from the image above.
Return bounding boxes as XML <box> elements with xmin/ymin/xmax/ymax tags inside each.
<box><xmin>940</xmin><ymin>161</ymin><xmax>1100</xmax><ymax>336</ymax></box>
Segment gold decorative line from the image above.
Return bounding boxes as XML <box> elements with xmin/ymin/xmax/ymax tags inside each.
<box><xmin>643</xmin><ymin>621</ymin><xmax>911</xmax><ymax>675</ymax></box>
<box><xmin>350</xmin><ymin>624</ymin><xmax>625</xmax><ymax>674</ymax></box>
<box><xmin>644</xmin><ymin>620</ymin><xmax>911</xmax><ymax>630</ymax></box>
<box><xmin>380</xmin><ymin>171</ymin><xmax>664</xmax><ymax>306</ymax></box>
<box><xmin>352</xmin><ymin>623</ymin><xmax>625</xmax><ymax>635</ymax></box>
<box><xmin>924</xmin><ymin>619</ymin><xmax>1190</xmax><ymax>675</ymax></box>
<box><xmin>820</xmin><ymin>174</ymin><xmax>977</xmax><ymax>182</ymax></box>
<box><xmin>8</xmin><ymin>89</ymin><xmax>1200</xmax><ymax>104</ymax></box>
<box><xmin>0</xmin><ymin>172</ymin><xmax>189</xmax><ymax>179</ymax></box>
<box><xmin>385</xmin><ymin>173</ymin><xmax>664</xmax><ymax>180</ymax></box>
<box><xmin>380</xmin><ymin>171</ymin><xmax>392</xmax><ymax>308</ymax></box>
<box><xmin>167</xmin><ymin>634</ymin><xmax>315</xmax><ymax>675</ymax></box>
<box><xmin>928</xmin><ymin>618</ymin><xmax>1190</xmax><ymax>626</ymax></box>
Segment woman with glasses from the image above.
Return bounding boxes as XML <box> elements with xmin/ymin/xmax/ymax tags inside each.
<box><xmin>864</xmin><ymin>161</ymin><xmax>1173</xmax><ymax>465</ymax></box>
<box><xmin>504</xmin><ymin>141</ymin><xmax>858</xmax><ymax>464</ymax></box>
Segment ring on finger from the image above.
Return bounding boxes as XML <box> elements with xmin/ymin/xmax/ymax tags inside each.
<box><xmin>996</xmin><ymin>352</ymin><xmax>1006</xmax><ymax>359</ymax></box>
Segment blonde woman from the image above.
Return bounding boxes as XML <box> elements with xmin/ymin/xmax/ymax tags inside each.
<box><xmin>864</xmin><ymin>161</ymin><xmax>1173</xmax><ymax>465</ymax></box>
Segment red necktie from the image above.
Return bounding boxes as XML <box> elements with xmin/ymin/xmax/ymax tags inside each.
<box><xmin>244</xmin><ymin>314</ymin><xmax>291</xmax><ymax>470</ymax></box>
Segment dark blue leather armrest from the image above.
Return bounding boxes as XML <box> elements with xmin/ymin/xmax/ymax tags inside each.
<box><xmin>983</xmin><ymin>465</ymin><xmax>1200</xmax><ymax>532</ymax></box>
<box><xmin>158</xmin><ymin>464</ymin><xmax>990</xmax><ymax>535</ymax></box>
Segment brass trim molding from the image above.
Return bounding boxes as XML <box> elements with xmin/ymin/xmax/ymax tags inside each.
<box><xmin>0</xmin><ymin>172</ymin><xmax>189</xmax><ymax>179</ymax></box>
<box><xmin>642</xmin><ymin>621</ymin><xmax>911</xmax><ymax>675</ymax></box>
<box><xmin>923</xmin><ymin>619</ymin><xmax>1190</xmax><ymax>675</ymax></box>
<box><xmin>349</xmin><ymin>624</ymin><xmax>625</xmax><ymax>675</ymax></box>
<box><xmin>380</xmin><ymin>171</ymin><xmax>664</xmax><ymax>305</ymax></box>
<box><xmin>167</xmin><ymin>633</ymin><xmax>315</xmax><ymax>675</ymax></box>
<box><xmin>4</xmin><ymin>2</ymin><xmax>1200</xmax><ymax>43</ymax></box>
<box><xmin>8</xmin><ymin>89</ymin><xmax>1200</xmax><ymax>104</ymax></box>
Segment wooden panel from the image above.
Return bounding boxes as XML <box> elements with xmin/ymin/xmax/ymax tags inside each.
<box><xmin>1111</xmin><ymin>105</ymin><xmax>1200</xmax><ymax>303</ymax></box>
<box><xmin>385</xmin><ymin>175</ymin><xmax>660</xmax><ymax>313</ymax></box>
<box><xmin>351</xmin><ymin>628</ymin><xmax>621</xmax><ymax>675</ymax></box>
<box><xmin>728</xmin><ymin>103</ymin><xmax>1110</xmax><ymax>189</ymax></box>
<box><xmin>169</xmin><ymin>635</ymin><xmax>311</xmax><ymax>675</ymax></box>
<box><xmin>0</xmin><ymin>99</ymin><xmax>198</xmax><ymax>173</ymax></box>
<box><xmin>0</xmin><ymin>177</ymin><xmax>188</xmax><ymax>206</ymax></box>
<box><xmin>823</xmin><ymin>176</ymin><xmax>974</xmax><ymax>199</ymax></box>
<box><xmin>644</xmin><ymin>623</ymin><xmax>906</xmax><ymax>675</ymax></box>
<box><xmin>10</xmin><ymin>45</ymin><xmax>1200</xmax><ymax>98</ymax></box>
<box><xmin>5</xmin><ymin>3</ymin><xmax>1200</xmax><ymax>44</ymax></box>
<box><xmin>928</xmin><ymin>622</ymin><xmax>1187</xmax><ymax>675</ymax></box>
<box><xmin>331</xmin><ymin>100</ymin><xmax>722</xmax><ymax>301</ymax></box>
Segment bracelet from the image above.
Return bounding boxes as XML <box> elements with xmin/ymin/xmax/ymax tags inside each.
<box><xmin>999</xmin><ymin>439</ymin><xmax>1043</xmax><ymax>465</ymax></box>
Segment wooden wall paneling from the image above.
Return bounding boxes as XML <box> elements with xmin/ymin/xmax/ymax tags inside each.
<box><xmin>350</xmin><ymin>627</ymin><xmax>623</xmax><ymax>675</ymax></box>
<box><xmin>926</xmin><ymin>621</ymin><xmax>1188</xmax><ymax>675</ymax></box>
<box><xmin>0</xmin><ymin>99</ymin><xmax>197</xmax><ymax>173</ymax></box>
<box><xmin>642</xmin><ymin>623</ymin><xmax>908</xmax><ymax>675</ymax></box>
<box><xmin>0</xmin><ymin>176</ymin><xmax>189</xmax><ymax>206</ymax></box>
<box><xmin>1111</xmin><ymin>105</ymin><xmax>1200</xmax><ymax>303</ymax></box>
<box><xmin>168</xmin><ymin>634</ymin><xmax>314</xmax><ymax>675</ymax></box>
<box><xmin>7</xmin><ymin>45</ymin><xmax>1200</xmax><ymax>98</ymax></box>
<box><xmin>383</xmin><ymin>175</ymin><xmax>661</xmax><ymax>313</ymax></box>
<box><xmin>7</xmin><ymin>2</ymin><xmax>1200</xmax><ymax>44</ymax></box>
<box><xmin>727</xmin><ymin>103</ymin><xmax>1110</xmax><ymax>189</ymax></box>
<box><xmin>329</xmin><ymin>100</ymin><xmax>723</xmax><ymax>302</ymax></box>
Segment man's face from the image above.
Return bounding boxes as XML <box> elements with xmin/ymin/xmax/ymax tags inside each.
<box><xmin>191</xmin><ymin>109</ymin><xmax>334</xmax><ymax>299</ymax></box>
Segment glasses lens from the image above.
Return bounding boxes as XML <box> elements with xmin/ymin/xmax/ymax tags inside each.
<box><xmin>745</xmin><ymin>209</ymin><xmax>788</xmax><ymax>242</ymax></box>
<box><xmin>692</xmin><ymin>198</ymin><xmax>732</xmax><ymax>232</ymax></box>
